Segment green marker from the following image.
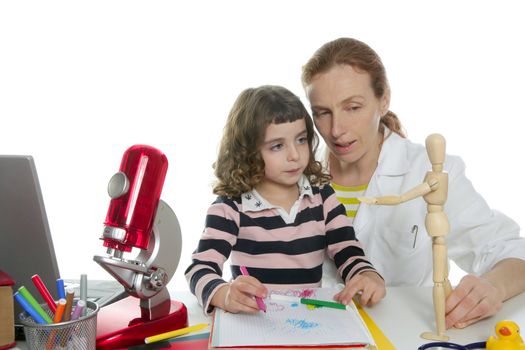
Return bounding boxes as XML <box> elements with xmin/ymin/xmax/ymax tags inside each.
<box><xmin>18</xmin><ymin>286</ymin><xmax>52</xmax><ymax>323</ymax></box>
<box><xmin>300</xmin><ymin>298</ymin><xmax>347</xmax><ymax>310</ymax></box>
<box><xmin>270</xmin><ymin>294</ymin><xmax>349</xmax><ymax>310</ymax></box>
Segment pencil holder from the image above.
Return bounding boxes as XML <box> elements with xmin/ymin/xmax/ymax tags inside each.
<box><xmin>19</xmin><ymin>300</ymin><xmax>99</xmax><ymax>350</ymax></box>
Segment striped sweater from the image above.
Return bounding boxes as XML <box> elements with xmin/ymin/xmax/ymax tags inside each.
<box><xmin>185</xmin><ymin>180</ymin><xmax>377</xmax><ymax>314</ymax></box>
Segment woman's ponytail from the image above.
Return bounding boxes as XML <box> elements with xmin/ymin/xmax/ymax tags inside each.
<box><xmin>380</xmin><ymin>110</ymin><xmax>406</xmax><ymax>138</ymax></box>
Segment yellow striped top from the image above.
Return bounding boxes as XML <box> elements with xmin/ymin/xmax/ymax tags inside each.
<box><xmin>330</xmin><ymin>182</ymin><xmax>368</xmax><ymax>224</ymax></box>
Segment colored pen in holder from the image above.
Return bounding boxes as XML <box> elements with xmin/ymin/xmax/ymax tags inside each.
<box><xmin>18</xmin><ymin>300</ymin><xmax>99</xmax><ymax>350</ymax></box>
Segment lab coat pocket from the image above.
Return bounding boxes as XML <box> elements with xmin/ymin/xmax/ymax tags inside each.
<box><xmin>377</xmin><ymin>224</ymin><xmax>432</xmax><ymax>285</ymax></box>
<box><xmin>382</xmin><ymin>224</ymin><xmax>426</xmax><ymax>256</ymax></box>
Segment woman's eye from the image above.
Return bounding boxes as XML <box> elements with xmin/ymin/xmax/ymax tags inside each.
<box><xmin>346</xmin><ymin>105</ymin><xmax>361</xmax><ymax>112</ymax></box>
<box><xmin>314</xmin><ymin>110</ymin><xmax>330</xmax><ymax>118</ymax></box>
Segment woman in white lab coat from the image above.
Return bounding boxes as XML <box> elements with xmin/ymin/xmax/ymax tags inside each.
<box><xmin>301</xmin><ymin>37</ymin><xmax>525</xmax><ymax>329</ymax></box>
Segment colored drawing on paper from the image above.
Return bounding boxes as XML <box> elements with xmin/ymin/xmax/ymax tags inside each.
<box><xmin>211</xmin><ymin>287</ymin><xmax>373</xmax><ymax>348</ymax></box>
<box><xmin>267</xmin><ymin>302</ymin><xmax>285</xmax><ymax>311</ymax></box>
<box><xmin>278</xmin><ymin>288</ymin><xmax>316</xmax><ymax>298</ymax></box>
<box><xmin>285</xmin><ymin>318</ymin><xmax>319</xmax><ymax>329</ymax></box>
<box><xmin>298</xmin><ymin>289</ymin><xmax>315</xmax><ymax>298</ymax></box>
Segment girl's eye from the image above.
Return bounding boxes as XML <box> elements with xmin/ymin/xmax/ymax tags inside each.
<box><xmin>270</xmin><ymin>143</ymin><xmax>283</xmax><ymax>151</ymax></box>
<box><xmin>297</xmin><ymin>136</ymin><xmax>307</xmax><ymax>144</ymax></box>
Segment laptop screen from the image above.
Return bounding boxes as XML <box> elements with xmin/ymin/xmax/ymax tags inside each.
<box><xmin>0</xmin><ymin>155</ymin><xmax>60</xmax><ymax>325</ymax></box>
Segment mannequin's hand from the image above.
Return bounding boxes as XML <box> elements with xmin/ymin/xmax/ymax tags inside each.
<box><xmin>334</xmin><ymin>271</ymin><xmax>386</xmax><ymax>307</ymax></box>
<box><xmin>212</xmin><ymin>276</ymin><xmax>267</xmax><ymax>314</ymax></box>
<box><xmin>358</xmin><ymin>196</ymin><xmax>378</xmax><ymax>204</ymax></box>
<box><xmin>445</xmin><ymin>274</ymin><xmax>503</xmax><ymax>328</ymax></box>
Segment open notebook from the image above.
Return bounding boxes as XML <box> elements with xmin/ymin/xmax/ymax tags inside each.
<box><xmin>209</xmin><ymin>287</ymin><xmax>374</xmax><ymax>349</ymax></box>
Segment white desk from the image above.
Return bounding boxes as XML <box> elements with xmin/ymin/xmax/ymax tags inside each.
<box><xmin>176</xmin><ymin>287</ymin><xmax>525</xmax><ymax>349</ymax></box>
<box><xmin>13</xmin><ymin>287</ymin><xmax>525</xmax><ymax>349</ymax></box>
<box><xmin>367</xmin><ymin>287</ymin><xmax>525</xmax><ymax>349</ymax></box>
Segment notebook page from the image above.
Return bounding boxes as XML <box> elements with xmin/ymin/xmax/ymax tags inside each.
<box><xmin>211</xmin><ymin>288</ymin><xmax>373</xmax><ymax>347</ymax></box>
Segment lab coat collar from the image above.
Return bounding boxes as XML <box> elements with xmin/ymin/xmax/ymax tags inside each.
<box><xmin>376</xmin><ymin>129</ymin><xmax>411</xmax><ymax>176</ymax></box>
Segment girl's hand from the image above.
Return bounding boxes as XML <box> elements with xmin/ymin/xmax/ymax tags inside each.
<box><xmin>334</xmin><ymin>271</ymin><xmax>386</xmax><ymax>307</ymax></box>
<box><xmin>212</xmin><ymin>275</ymin><xmax>268</xmax><ymax>314</ymax></box>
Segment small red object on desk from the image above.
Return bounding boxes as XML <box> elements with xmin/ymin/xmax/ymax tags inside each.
<box><xmin>0</xmin><ymin>270</ymin><xmax>16</xmax><ymax>350</ymax></box>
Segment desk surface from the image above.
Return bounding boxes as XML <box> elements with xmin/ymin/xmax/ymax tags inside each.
<box><xmin>367</xmin><ymin>287</ymin><xmax>525</xmax><ymax>348</ymax></box>
<box><xmin>12</xmin><ymin>286</ymin><xmax>525</xmax><ymax>349</ymax></box>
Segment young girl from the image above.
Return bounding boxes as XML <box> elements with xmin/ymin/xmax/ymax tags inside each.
<box><xmin>185</xmin><ymin>85</ymin><xmax>385</xmax><ymax>315</ymax></box>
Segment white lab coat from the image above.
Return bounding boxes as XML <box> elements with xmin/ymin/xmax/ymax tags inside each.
<box><xmin>319</xmin><ymin>130</ymin><xmax>525</xmax><ymax>287</ymax></box>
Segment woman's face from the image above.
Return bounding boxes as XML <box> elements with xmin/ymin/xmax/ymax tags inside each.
<box><xmin>305</xmin><ymin>64</ymin><xmax>389</xmax><ymax>167</ymax></box>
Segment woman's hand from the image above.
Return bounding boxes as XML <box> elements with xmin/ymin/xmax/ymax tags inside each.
<box><xmin>445</xmin><ymin>274</ymin><xmax>503</xmax><ymax>329</ymax></box>
<box><xmin>334</xmin><ymin>271</ymin><xmax>386</xmax><ymax>307</ymax></box>
<box><xmin>445</xmin><ymin>258</ymin><xmax>525</xmax><ymax>329</ymax></box>
<box><xmin>212</xmin><ymin>275</ymin><xmax>268</xmax><ymax>314</ymax></box>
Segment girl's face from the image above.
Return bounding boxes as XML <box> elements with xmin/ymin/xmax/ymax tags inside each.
<box><xmin>305</xmin><ymin>64</ymin><xmax>389</xmax><ymax>167</ymax></box>
<box><xmin>259</xmin><ymin>118</ymin><xmax>310</xmax><ymax>190</ymax></box>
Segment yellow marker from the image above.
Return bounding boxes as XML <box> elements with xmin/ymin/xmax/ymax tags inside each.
<box><xmin>144</xmin><ymin>323</ymin><xmax>209</xmax><ymax>344</ymax></box>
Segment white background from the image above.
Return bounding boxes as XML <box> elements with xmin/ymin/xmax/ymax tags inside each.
<box><xmin>1</xmin><ymin>1</ymin><xmax>524</xmax><ymax>291</ymax></box>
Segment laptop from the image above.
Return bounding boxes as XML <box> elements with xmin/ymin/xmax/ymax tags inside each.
<box><xmin>0</xmin><ymin>155</ymin><xmax>125</xmax><ymax>338</ymax></box>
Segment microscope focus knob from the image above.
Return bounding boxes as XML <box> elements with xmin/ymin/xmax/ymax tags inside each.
<box><xmin>146</xmin><ymin>268</ymin><xmax>168</xmax><ymax>291</ymax></box>
<box><xmin>108</xmin><ymin>172</ymin><xmax>130</xmax><ymax>198</ymax></box>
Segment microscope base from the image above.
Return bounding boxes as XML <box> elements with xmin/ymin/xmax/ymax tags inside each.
<box><xmin>96</xmin><ymin>296</ymin><xmax>188</xmax><ymax>350</ymax></box>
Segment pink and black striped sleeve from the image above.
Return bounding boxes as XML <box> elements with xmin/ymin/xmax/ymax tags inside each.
<box><xmin>184</xmin><ymin>196</ymin><xmax>240</xmax><ymax>314</ymax></box>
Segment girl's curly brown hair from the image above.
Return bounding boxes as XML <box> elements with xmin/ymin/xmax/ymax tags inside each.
<box><xmin>213</xmin><ymin>85</ymin><xmax>331</xmax><ymax>197</ymax></box>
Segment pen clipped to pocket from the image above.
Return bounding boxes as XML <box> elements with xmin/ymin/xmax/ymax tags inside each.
<box><xmin>411</xmin><ymin>225</ymin><xmax>418</xmax><ymax>249</ymax></box>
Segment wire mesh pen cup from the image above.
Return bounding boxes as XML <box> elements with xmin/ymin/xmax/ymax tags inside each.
<box><xmin>19</xmin><ymin>300</ymin><xmax>99</xmax><ymax>350</ymax></box>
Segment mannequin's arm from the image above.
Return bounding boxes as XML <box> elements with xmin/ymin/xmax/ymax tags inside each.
<box><xmin>359</xmin><ymin>182</ymin><xmax>433</xmax><ymax>205</ymax></box>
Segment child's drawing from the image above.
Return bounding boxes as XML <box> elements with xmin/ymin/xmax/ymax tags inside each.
<box><xmin>285</xmin><ymin>318</ymin><xmax>320</xmax><ymax>329</ymax></box>
<box><xmin>211</xmin><ymin>288</ymin><xmax>373</xmax><ymax>347</ymax></box>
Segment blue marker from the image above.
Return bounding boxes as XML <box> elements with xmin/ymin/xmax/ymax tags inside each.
<box><xmin>14</xmin><ymin>291</ymin><xmax>47</xmax><ymax>324</ymax></box>
<box><xmin>56</xmin><ymin>278</ymin><xmax>66</xmax><ymax>299</ymax></box>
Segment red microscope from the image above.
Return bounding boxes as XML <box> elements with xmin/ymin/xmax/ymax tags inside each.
<box><xmin>93</xmin><ymin>145</ymin><xmax>188</xmax><ymax>349</ymax></box>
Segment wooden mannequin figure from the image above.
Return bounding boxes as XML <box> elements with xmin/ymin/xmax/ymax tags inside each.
<box><xmin>360</xmin><ymin>133</ymin><xmax>453</xmax><ymax>341</ymax></box>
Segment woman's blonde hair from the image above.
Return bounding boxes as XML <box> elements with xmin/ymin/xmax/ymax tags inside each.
<box><xmin>213</xmin><ymin>85</ymin><xmax>331</xmax><ymax>197</ymax></box>
<box><xmin>302</xmin><ymin>37</ymin><xmax>406</xmax><ymax>137</ymax></box>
